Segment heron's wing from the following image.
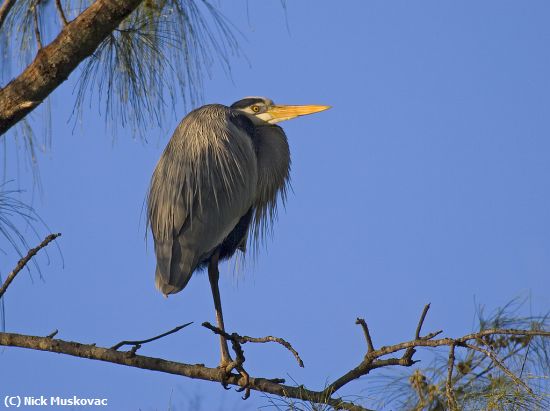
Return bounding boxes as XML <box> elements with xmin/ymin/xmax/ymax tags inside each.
<box><xmin>147</xmin><ymin>105</ymin><xmax>258</xmax><ymax>295</ymax></box>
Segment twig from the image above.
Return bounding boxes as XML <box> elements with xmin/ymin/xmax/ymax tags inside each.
<box><xmin>240</xmin><ymin>335</ymin><xmax>303</xmax><ymax>368</ymax></box>
<box><xmin>32</xmin><ymin>0</ymin><xmax>42</xmax><ymax>49</ymax></box>
<box><xmin>355</xmin><ymin>318</ymin><xmax>374</xmax><ymax>353</ymax></box>
<box><xmin>415</xmin><ymin>303</ymin><xmax>431</xmax><ymax>339</ymax></box>
<box><xmin>325</xmin><ymin>304</ymin><xmax>437</xmax><ymax>396</ymax></box>
<box><xmin>54</xmin><ymin>0</ymin><xmax>68</xmax><ymax>25</ymax></box>
<box><xmin>463</xmin><ymin>342</ymin><xmax>535</xmax><ymax>396</ymax></box>
<box><xmin>446</xmin><ymin>342</ymin><xmax>459</xmax><ymax>410</ymax></box>
<box><xmin>324</xmin><ymin>306</ymin><xmax>438</xmax><ymax>397</ymax></box>
<box><xmin>404</xmin><ymin>303</ymin><xmax>431</xmax><ymax>361</ymax></box>
<box><xmin>0</xmin><ymin>0</ymin><xmax>15</xmax><ymax>30</ymax></box>
<box><xmin>202</xmin><ymin>322</ymin><xmax>304</xmax><ymax>368</ymax></box>
<box><xmin>423</xmin><ymin>330</ymin><xmax>443</xmax><ymax>340</ymax></box>
<box><xmin>0</xmin><ymin>233</ymin><xmax>61</xmax><ymax>299</ymax></box>
<box><xmin>46</xmin><ymin>329</ymin><xmax>58</xmax><ymax>338</ymax></box>
<box><xmin>110</xmin><ymin>322</ymin><xmax>192</xmax><ymax>351</ymax></box>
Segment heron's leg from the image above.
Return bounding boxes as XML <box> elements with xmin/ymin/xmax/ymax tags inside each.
<box><xmin>208</xmin><ymin>249</ymin><xmax>232</xmax><ymax>367</ymax></box>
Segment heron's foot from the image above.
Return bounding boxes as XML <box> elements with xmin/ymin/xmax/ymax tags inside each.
<box><xmin>202</xmin><ymin>322</ymin><xmax>251</xmax><ymax>399</ymax></box>
<box><xmin>221</xmin><ymin>360</ymin><xmax>250</xmax><ymax>399</ymax></box>
<box><xmin>216</xmin><ymin>356</ymin><xmax>250</xmax><ymax>399</ymax></box>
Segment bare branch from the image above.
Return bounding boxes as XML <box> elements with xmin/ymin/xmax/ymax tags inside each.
<box><xmin>415</xmin><ymin>303</ymin><xmax>431</xmax><ymax>339</ymax></box>
<box><xmin>0</xmin><ymin>233</ymin><xmax>60</xmax><ymax>299</ymax></box>
<box><xmin>0</xmin><ymin>331</ymin><xmax>371</xmax><ymax>411</ymax></box>
<box><xmin>111</xmin><ymin>322</ymin><xmax>192</xmax><ymax>351</ymax></box>
<box><xmin>348</xmin><ymin>329</ymin><xmax>550</xmax><ymax>358</ymax></box>
<box><xmin>325</xmin><ymin>305</ymin><xmax>550</xmax><ymax>399</ymax></box>
<box><xmin>2</xmin><ymin>297</ymin><xmax>549</xmax><ymax>410</ymax></box>
<box><xmin>355</xmin><ymin>318</ymin><xmax>374</xmax><ymax>353</ymax></box>
<box><xmin>422</xmin><ymin>329</ymin><xmax>443</xmax><ymax>340</ymax></box>
<box><xmin>240</xmin><ymin>335</ymin><xmax>303</xmax><ymax>368</ymax></box>
<box><xmin>404</xmin><ymin>303</ymin><xmax>431</xmax><ymax>362</ymax></box>
<box><xmin>202</xmin><ymin>322</ymin><xmax>304</xmax><ymax>368</ymax></box>
<box><xmin>46</xmin><ymin>329</ymin><xmax>58</xmax><ymax>338</ymax></box>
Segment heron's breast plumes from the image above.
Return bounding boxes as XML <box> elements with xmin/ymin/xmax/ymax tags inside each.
<box><xmin>248</xmin><ymin>124</ymin><xmax>291</xmax><ymax>244</ymax></box>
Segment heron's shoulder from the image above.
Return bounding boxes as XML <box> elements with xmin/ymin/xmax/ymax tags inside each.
<box><xmin>183</xmin><ymin>104</ymin><xmax>232</xmax><ymax>121</ymax></box>
<box><xmin>171</xmin><ymin>104</ymin><xmax>232</xmax><ymax>139</ymax></box>
<box><xmin>177</xmin><ymin>104</ymin><xmax>254</xmax><ymax>137</ymax></box>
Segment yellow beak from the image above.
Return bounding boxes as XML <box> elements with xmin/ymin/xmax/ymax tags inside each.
<box><xmin>266</xmin><ymin>104</ymin><xmax>331</xmax><ymax>124</ymax></box>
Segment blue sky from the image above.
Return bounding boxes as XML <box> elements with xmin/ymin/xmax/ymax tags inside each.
<box><xmin>2</xmin><ymin>1</ymin><xmax>550</xmax><ymax>410</ymax></box>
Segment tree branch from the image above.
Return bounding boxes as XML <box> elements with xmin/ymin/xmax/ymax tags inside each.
<box><xmin>0</xmin><ymin>331</ymin><xmax>371</xmax><ymax>411</ymax></box>
<box><xmin>323</xmin><ymin>306</ymin><xmax>549</xmax><ymax>398</ymax></box>
<box><xmin>325</xmin><ymin>306</ymin><xmax>434</xmax><ymax>395</ymax></box>
<box><xmin>355</xmin><ymin>318</ymin><xmax>375</xmax><ymax>353</ymax></box>
<box><xmin>403</xmin><ymin>303</ymin><xmax>432</xmax><ymax>362</ymax></box>
<box><xmin>0</xmin><ymin>0</ymin><xmax>144</xmax><ymax>135</ymax></box>
<box><xmin>1</xmin><ymin>302</ymin><xmax>548</xmax><ymax>410</ymax></box>
<box><xmin>0</xmin><ymin>233</ymin><xmax>61</xmax><ymax>299</ymax></box>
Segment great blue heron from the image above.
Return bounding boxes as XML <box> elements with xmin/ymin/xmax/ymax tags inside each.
<box><xmin>147</xmin><ymin>97</ymin><xmax>329</xmax><ymax>368</ymax></box>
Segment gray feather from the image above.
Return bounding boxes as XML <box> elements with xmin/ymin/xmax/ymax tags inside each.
<box><xmin>250</xmin><ymin>124</ymin><xmax>291</xmax><ymax>243</ymax></box>
<box><xmin>147</xmin><ymin>104</ymin><xmax>258</xmax><ymax>295</ymax></box>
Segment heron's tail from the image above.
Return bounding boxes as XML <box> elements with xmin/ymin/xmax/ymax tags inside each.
<box><xmin>155</xmin><ymin>266</ymin><xmax>187</xmax><ymax>296</ymax></box>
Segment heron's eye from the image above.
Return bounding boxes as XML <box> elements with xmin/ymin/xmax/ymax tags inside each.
<box><xmin>251</xmin><ymin>105</ymin><xmax>260</xmax><ymax>113</ymax></box>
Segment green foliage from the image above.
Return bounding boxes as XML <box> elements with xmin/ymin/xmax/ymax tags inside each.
<box><xmin>0</xmin><ymin>182</ymin><xmax>44</xmax><ymax>258</ymax></box>
<box><xmin>262</xmin><ymin>390</ymin><xmax>357</xmax><ymax>411</ymax></box>
<box><xmin>370</xmin><ymin>300</ymin><xmax>550</xmax><ymax>410</ymax></box>
<box><xmin>73</xmin><ymin>0</ymin><xmax>241</xmax><ymax>137</ymax></box>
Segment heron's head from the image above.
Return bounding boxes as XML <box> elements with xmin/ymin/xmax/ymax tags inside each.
<box><xmin>230</xmin><ymin>96</ymin><xmax>330</xmax><ymax>125</ymax></box>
